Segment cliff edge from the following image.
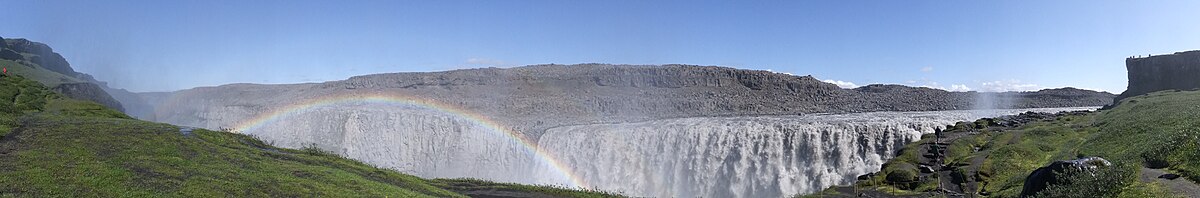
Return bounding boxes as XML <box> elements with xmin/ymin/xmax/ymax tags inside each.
<box><xmin>1118</xmin><ymin>50</ymin><xmax>1200</xmax><ymax>102</ymax></box>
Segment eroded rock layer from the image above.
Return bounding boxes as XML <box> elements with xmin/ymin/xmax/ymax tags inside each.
<box><xmin>1120</xmin><ymin>50</ymin><xmax>1200</xmax><ymax>101</ymax></box>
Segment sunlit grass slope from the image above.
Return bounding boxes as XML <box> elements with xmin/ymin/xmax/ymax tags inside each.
<box><xmin>0</xmin><ymin>59</ymin><xmax>87</xmax><ymax>88</ymax></box>
<box><xmin>805</xmin><ymin>90</ymin><xmax>1200</xmax><ymax>198</ymax></box>
<box><xmin>0</xmin><ymin>74</ymin><xmax>619</xmax><ymax>197</ymax></box>
<box><xmin>1084</xmin><ymin>90</ymin><xmax>1200</xmax><ymax>181</ymax></box>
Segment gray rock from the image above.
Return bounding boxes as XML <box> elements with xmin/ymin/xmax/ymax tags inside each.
<box><xmin>0</xmin><ymin>49</ymin><xmax>20</xmax><ymax>61</ymax></box>
<box><xmin>1159</xmin><ymin>173</ymin><xmax>1181</xmax><ymax>180</ymax></box>
<box><xmin>3</xmin><ymin>38</ymin><xmax>79</xmax><ymax>77</ymax></box>
<box><xmin>1118</xmin><ymin>50</ymin><xmax>1200</xmax><ymax>102</ymax></box>
<box><xmin>52</xmin><ymin>82</ymin><xmax>126</xmax><ymax>112</ymax></box>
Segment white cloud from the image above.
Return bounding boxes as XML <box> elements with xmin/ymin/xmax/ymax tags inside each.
<box><xmin>949</xmin><ymin>84</ymin><xmax>971</xmax><ymax>92</ymax></box>
<box><xmin>465</xmin><ymin>58</ymin><xmax>506</xmax><ymax>66</ymax></box>
<box><xmin>912</xmin><ymin>80</ymin><xmax>971</xmax><ymax>92</ymax></box>
<box><xmin>979</xmin><ymin>80</ymin><xmax>1041</xmax><ymax>92</ymax></box>
<box><xmin>920</xmin><ymin>66</ymin><xmax>934</xmax><ymax>72</ymax></box>
<box><xmin>821</xmin><ymin>79</ymin><xmax>859</xmax><ymax>89</ymax></box>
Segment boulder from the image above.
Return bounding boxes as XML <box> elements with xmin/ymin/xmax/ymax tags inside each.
<box><xmin>1020</xmin><ymin>157</ymin><xmax>1112</xmax><ymax>197</ymax></box>
<box><xmin>883</xmin><ymin>162</ymin><xmax>919</xmax><ymax>184</ymax></box>
<box><xmin>857</xmin><ymin>172</ymin><xmax>875</xmax><ymax>180</ymax></box>
<box><xmin>919</xmin><ymin>165</ymin><xmax>936</xmax><ymax>173</ymax></box>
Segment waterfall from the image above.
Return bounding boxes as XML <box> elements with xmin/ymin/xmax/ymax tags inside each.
<box><xmin>241</xmin><ymin>105</ymin><xmax>1094</xmax><ymax>197</ymax></box>
<box><xmin>537</xmin><ymin>107</ymin><xmax>1094</xmax><ymax>197</ymax></box>
<box><xmin>244</xmin><ymin>104</ymin><xmax>571</xmax><ymax>185</ymax></box>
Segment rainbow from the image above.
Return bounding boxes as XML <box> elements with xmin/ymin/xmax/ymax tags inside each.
<box><xmin>232</xmin><ymin>91</ymin><xmax>588</xmax><ymax>188</ymax></box>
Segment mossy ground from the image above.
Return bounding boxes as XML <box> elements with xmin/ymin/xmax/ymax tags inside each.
<box><xmin>806</xmin><ymin>90</ymin><xmax>1200</xmax><ymax>198</ymax></box>
<box><xmin>0</xmin><ymin>74</ymin><xmax>620</xmax><ymax>197</ymax></box>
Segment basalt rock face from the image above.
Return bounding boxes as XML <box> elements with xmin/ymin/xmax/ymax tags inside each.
<box><xmin>1119</xmin><ymin>50</ymin><xmax>1200</xmax><ymax>102</ymax></box>
<box><xmin>53</xmin><ymin>83</ymin><xmax>125</xmax><ymax>112</ymax></box>
<box><xmin>149</xmin><ymin>64</ymin><xmax>1114</xmax><ymax>139</ymax></box>
<box><xmin>0</xmin><ymin>36</ymin><xmax>22</xmax><ymax>61</ymax></box>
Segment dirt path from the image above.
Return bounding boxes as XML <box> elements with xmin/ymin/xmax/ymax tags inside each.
<box><xmin>1139</xmin><ymin>167</ymin><xmax>1200</xmax><ymax>197</ymax></box>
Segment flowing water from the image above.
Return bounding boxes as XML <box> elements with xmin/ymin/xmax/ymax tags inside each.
<box><xmin>242</xmin><ymin>106</ymin><xmax>1095</xmax><ymax>197</ymax></box>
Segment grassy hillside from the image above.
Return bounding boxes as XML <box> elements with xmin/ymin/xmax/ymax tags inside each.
<box><xmin>805</xmin><ymin>90</ymin><xmax>1200</xmax><ymax>198</ymax></box>
<box><xmin>0</xmin><ymin>74</ymin><xmax>618</xmax><ymax>197</ymax></box>
<box><xmin>0</xmin><ymin>59</ymin><xmax>88</xmax><ymax>88</ymax></box>
<box><xmin>1084</xmin><ymin>91</ymin><xmax>1200</xmax><ymax>182</ymax></box>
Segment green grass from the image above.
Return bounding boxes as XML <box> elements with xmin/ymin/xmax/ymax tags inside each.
<box><xmin>975</xmin><ymin>117</ymin><xmax>1098</xmax><ymax>196</ymax></box>
<box><xmin>0</xmin><ymin>58</ymin><xmax>88</xmax><ymax>88</ymax></box>
<box><xmin>1081</xmin><ymin>90</ymin><xmax>1200</xmax><ymax>182</ymax></box>
<box><xmin>0</xmin><ymin>74</ymin><xmax>619</xmax><ymax>197</ymax></box>
<box><xmin>431</xmin><ymin>178</ymin><xmax>622</xmax><ymax>198</ymax></box>
<box><xmin>816</xmin><ymin>90</ymin><xmax>1200</xmax><ymax>197</ymax></box>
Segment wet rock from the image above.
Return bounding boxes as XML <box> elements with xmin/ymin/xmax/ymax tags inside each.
<box><xmin>857</xmin><ymin>173</ymin><xmax>875</xmax><ymax>180</ymax></box>
<box><xmin>919</xmin><ymin>165</ymin><xmax>936</xmax><ymax>173</ymax></box>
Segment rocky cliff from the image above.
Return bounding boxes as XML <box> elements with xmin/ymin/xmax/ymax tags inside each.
<box><xmin>1118</xmin><ymin>50</ymin><xmax>1200</xmax><ymax>101</ymax></box>
<box><xmin>52</xmin><ymin>83</ymin><xmax>126</xmax><ymax>112</ymax></box>
<box><xmin>1</xmin><ymin>37</ymin><xmax>134</xmax><ymax>115</ymax></box>
<box><xmin>4</xmin><ymin>38</ymin><xmax>81</xmax><ymax>77</ymax></box>
<box><xmin>148</xmin><ymin>64</ymin><xmax>1114</xmax><ymax>139</ymax></box>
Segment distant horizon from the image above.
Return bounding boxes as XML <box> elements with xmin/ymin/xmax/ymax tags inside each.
<box><xmin>3</xmin><ymin>1</ymin><xmax>1197</xmax><ymax>93</ymax></box>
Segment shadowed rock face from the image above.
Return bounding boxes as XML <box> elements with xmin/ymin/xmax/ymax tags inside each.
<box><xmin>147</xmin><ymin>64</ymin><xmax>1113</xmax><ymax>138</ymax></box>
<box><xmin>4</xmin><ymin>38</ymin><xmax>79</xmax><ymax>77</ymax></box>
<box><xmin>53</xmin><ymin>83</ymin><xmax>125</xmax><ymax>112</ymax></box>
<box><xmin>0</xmin><ymin>36</ymin><xmax>24</xmax><ymax>61</ymax></box>
<box><xmin>1119</xmin><ymin>50</ymin><xmax>1200</xmax><ymax>102</ymax></box>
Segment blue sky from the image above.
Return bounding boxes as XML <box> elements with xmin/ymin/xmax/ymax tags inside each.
<box><xmin>1</xmin><ymin>0</ymin><xmax>1197</xmax><ymax>92</ymax></box>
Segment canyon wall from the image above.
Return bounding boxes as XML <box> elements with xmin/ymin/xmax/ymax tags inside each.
<box><xmin>147</xmin><ymin>64</ymin><xmax>1114</xmax><ymax>139</ymax></box>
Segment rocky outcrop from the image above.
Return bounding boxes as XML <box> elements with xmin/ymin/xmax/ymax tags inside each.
<box><xmin>1</xmin><ymin>37</ymin><xmax>143</xmax><ymax>117</ymax></box>
<box><xmin>0</xmin><ymin>36</ymin><xmax>22</xmax><ymax>61</ymax></box>
<box><xmin>1020</xmin><ymin>157</ymin><xmax>1112</xmax><ymax>197</ymax></box>
<box><xmin>148</xmin><ymin>64</ymin><xmax>1114</xmax><ymax>138</ymax></box>
<box><xmin>4</xmin><ymin>38</ymin><xmax>80</xmax><ymax>77</ymax></box>
<box><xmin>52</xmin><ymin>83</ymin><xmax>125</xmax><ymax>112</ymax></box>
<box><xmin>1118</xmin><ymin>50</ymin><xmax>1200</xmax><ymax>102</ymax></box>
